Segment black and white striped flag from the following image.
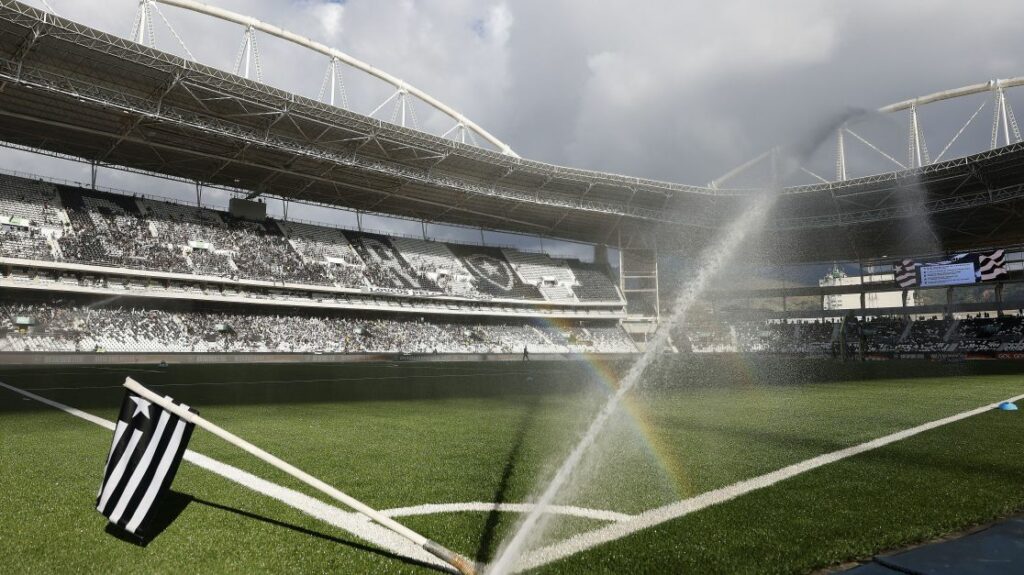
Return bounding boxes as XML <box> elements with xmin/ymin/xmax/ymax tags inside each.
<box><xmin>97</xmin><ymin>391</ymin><xmax>195</xmax><ymax>535</ymax></box>
<box><xmin>978</xmin><ymin>249</ymin><xmax>1008</xmax><ymax>281</ymax></box>
<box><xmin>894</xmin><ymin>259</ymin><xmax>917</xmax><ymax>288</ymax></box>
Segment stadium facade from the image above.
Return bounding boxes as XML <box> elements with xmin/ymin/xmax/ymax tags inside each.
<box><xmin>2</xmin><ymin>0</ymin><xmax>1024</xmax><ymax>356</ymax></box>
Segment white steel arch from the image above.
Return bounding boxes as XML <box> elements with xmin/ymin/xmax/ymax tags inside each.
<box><xmin>878</xmin><ymin>77</ymin><xmax>1024</xmax><ymax>112</ymax></box>
<box><xmin>146</xmin><ymin>0</ymin><xmax>517</xmax><ymax>157</ymax></box>
<box><xmin>710</xmin><ymin>76</ymin><xmax>1024</xmax><ymax>188</ymax></box>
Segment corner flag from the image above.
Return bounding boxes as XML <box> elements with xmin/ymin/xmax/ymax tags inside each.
<box><xmin>111</xmin><ymin>377</ymin><xmax>478</xmax><ymax>574</ymax></box>
<box><xmin>96</xmin><ymin>390</ymin><xmax>196</xmax><ymax>535</ymax></box>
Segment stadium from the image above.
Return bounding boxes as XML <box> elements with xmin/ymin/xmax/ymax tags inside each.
<box><xmin>2</xmin><ymin>1</ymin><xmax>1023</xmax><ymax>573</ymax></box>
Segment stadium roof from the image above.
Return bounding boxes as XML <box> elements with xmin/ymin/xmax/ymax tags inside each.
<box><xmin>2</xmin><ymin>0</ymin><xmax>1024</xmax><ymax>262</ymax></box>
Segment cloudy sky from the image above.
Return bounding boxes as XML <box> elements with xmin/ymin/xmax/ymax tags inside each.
<box><xmin>6</xmin><ymin>0</ymin><xmax>1024</xmax><ymax>254</ymax></box>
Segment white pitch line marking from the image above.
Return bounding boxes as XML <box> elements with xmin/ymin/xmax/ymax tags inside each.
<box><xmin>180</xmin><ymin>451</ymin><xmax>453</xmax><ymax>571</ymax></box>
<box><xmin>19</xmin><ymin>379</ymin><xmax>1014</xmax><ymax>574</ymax></box>
<box><xmin>517</xmin><ymin>391</ymin><xmax>1024</xmax><ymax>572</ymax></box>
<box><xmin>0</xmin><ymin>381</ymin><xmax>449</xmax><ymax>571</ymax></box>
<box><xmin>0</xmin><ymin>380</ymin><xmax>628</xmax><ymax>572</ymax></box>
<box><xmin>0</xmin><ymin>381</ymin><xmax>117</xmax><ymax>431</ymax></box>
<box><xmin>381</xmin><ymin>502</ymin><xmax>632</xmax><ymax>523</ymax></box>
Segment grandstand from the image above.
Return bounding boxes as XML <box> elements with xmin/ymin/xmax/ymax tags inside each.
<box><xmin>0</xmin><ymin>173</ymin><xmax>624</xmax><ymax>298</ymax></box>
<box><xmin>0</xmin><ymin>295</ymin><xmax>634</xmax><ymax>354</ymax></box>
<box><xmin>0</xmin><ymin>171</ymin><xmax>632</xmax><ymax>355</ymax></box>
<box><xmin>9</xmin><ymin>158</ymin><xmax>1024</xmax><ymax>357</ymax></box>
<box><xmin>2</xmin><ymin>0</ymin><xmax>1024</xmax><ymax>358</ymax></box>
<box><xmin>3</xmin><ymin>0</ymin><xmax>1024</xmax><ymax>345</ymax></box>
<box><xmin>672</xmin><ymin>312</ymin><xmax>1024</xmax><ymax>358</ymax></box>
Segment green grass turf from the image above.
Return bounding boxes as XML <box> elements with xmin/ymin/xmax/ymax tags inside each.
<box><xmin>0</xmin><ymin>359</ymin><xmax>1022</xmax><ymax>573</ymax></box>
<box><xmin>540</xmin><ymin>406</ymin><xmax>1024</xmax><ymax>574</ymax></box>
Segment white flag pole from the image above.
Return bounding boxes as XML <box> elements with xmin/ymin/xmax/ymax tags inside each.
<box><xmin>124</xmin><ymin>377</ymin><xmax>477</xmax><ymax>575</ymax></box>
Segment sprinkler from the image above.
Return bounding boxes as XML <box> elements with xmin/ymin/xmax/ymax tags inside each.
<box><xmin>423</xmin><ymin>541</ymin><xmax>480</xmax><ymax>575</ymax></box>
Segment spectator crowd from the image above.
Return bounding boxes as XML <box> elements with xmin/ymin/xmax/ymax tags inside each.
<box><xmin>0</xmin><ymin>174</ymin><xmax>623</xmax><ymax>306</ymax></box>
<box><xmin>678</xmin><ymin>314</ymin><xmax>1024</xmax><ymax>356</ymax></box>
<box><xmin>0</xmin><ymin>298</ymin><xmax>636</xmax><ymax>354</ymax></box>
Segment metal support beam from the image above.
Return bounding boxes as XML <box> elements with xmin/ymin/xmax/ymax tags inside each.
<box><xmin>11</xmin><ymin>22</ymin><xmax>43</xmax><ymax>82</ymax></box>
<box><xmin>242</xmin><ymin>27</ymin><xmax>252</xmax><ymax>79</ymax></box>
<box><xmin>618</xmin><ymin>228</ymin><xmax>660</xmax><ymax>323</ymax></box>
<box><xmin>836</xmin><ymin>127</ymin><xmax>847</xmax><ymax>181</ymax></box>
<box><xmin>991</xmin><ymin>87</ymin><xmax>1013</xmax><ymax>150</ymax></box>
<box><xmin>909</xmin><ymin>103</ymin><xmax>928</xmax><ymax>168</ymax></box>
<box><xmin>133</xmin><ymin>0</ymin><xmax>151</xmax><ymax>46</ymax></box>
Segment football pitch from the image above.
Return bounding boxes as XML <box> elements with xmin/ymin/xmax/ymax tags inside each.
<box><xmin>1</xmin><ymin>358</ymin><xmax>1023</xmax><ymax>574</ymax></box>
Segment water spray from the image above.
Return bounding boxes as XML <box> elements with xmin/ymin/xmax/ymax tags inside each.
<box><xmin>488</xmin><ymin>110</ymin><xmax>874</xmax><ymax>574</ymax></box>
<box><xmin>488</xmin><ymin>192</ymin><xmax>777</xmax><ymax>574</ymax></box>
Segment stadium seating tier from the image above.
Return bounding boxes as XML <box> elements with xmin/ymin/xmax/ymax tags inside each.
<box><xmin>0</xmin><ymin>173</ymin><xmax>623</xmax><ymax>306</ymax></box>
<box><xmin>0</xmin><ymin>297</ymin><xmax>636</xmax><ymax>354</ymax></box>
